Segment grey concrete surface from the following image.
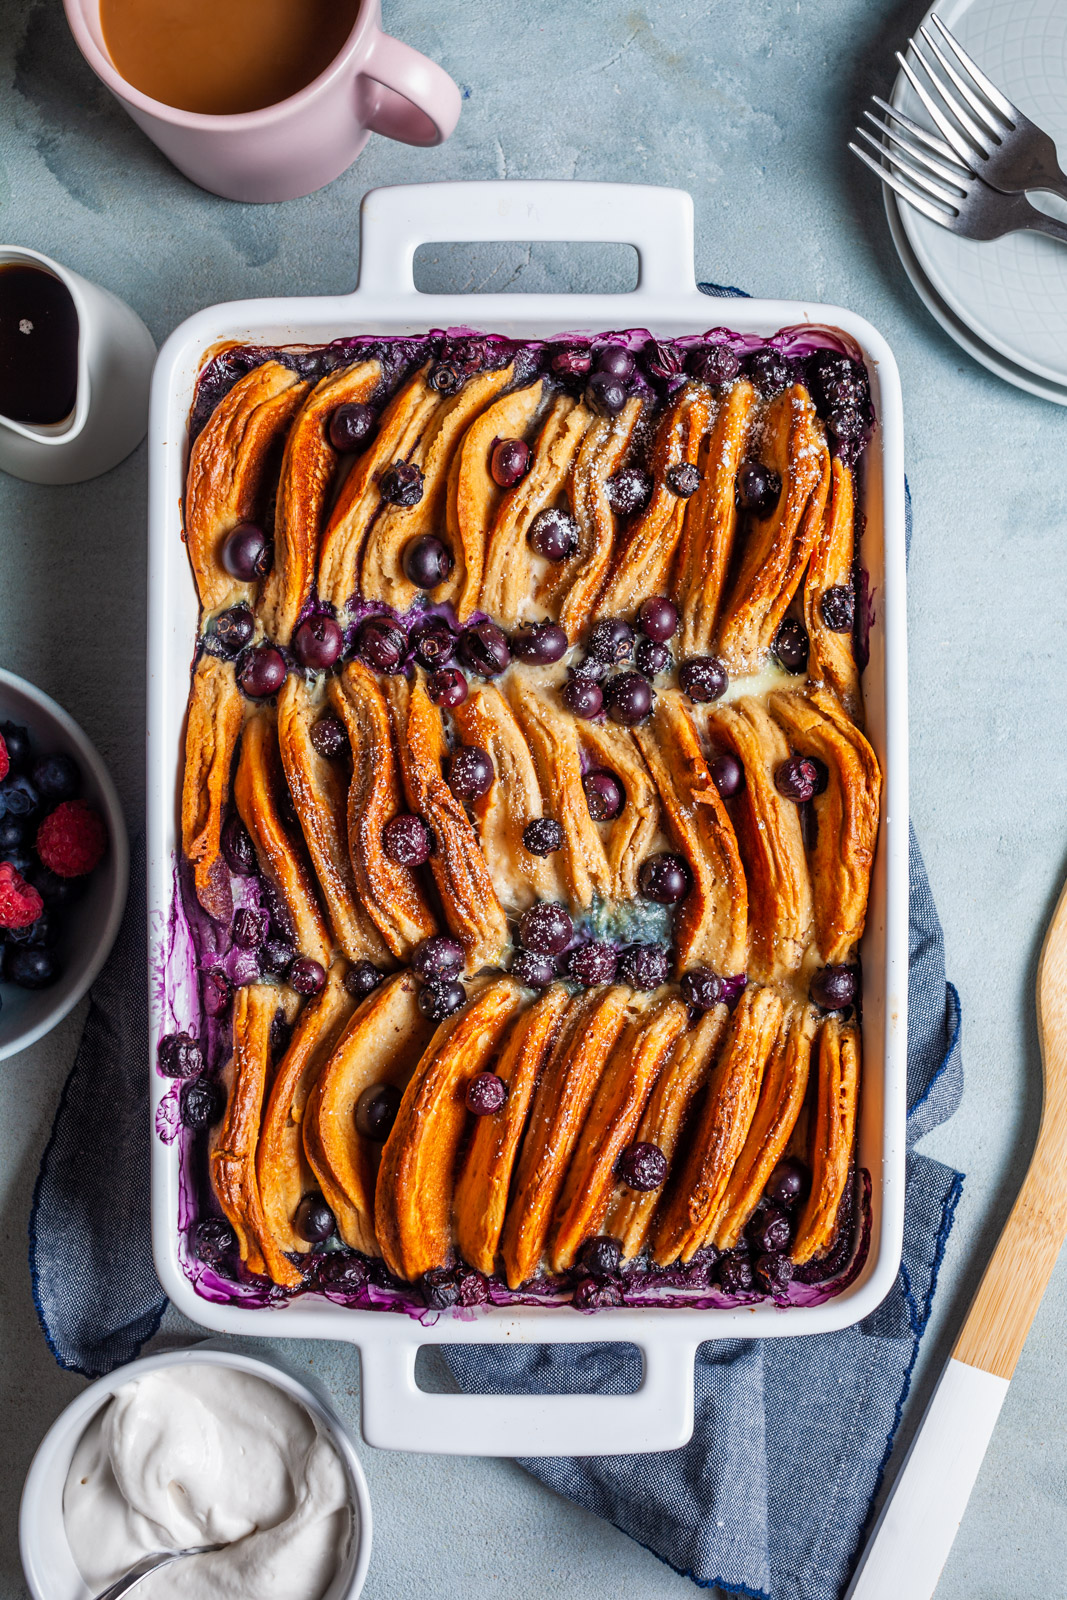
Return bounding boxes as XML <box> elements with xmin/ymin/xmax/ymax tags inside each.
<box><xmin>1</xmin><ymin>0</ymin><xmax>1064</xmax><ymax>1595</ymax></box>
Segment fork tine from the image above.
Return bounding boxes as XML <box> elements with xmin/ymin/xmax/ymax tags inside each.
<box><xmin>860</xmin><ymin>114</ymin><xmax>971</xmax><ymax>188</ymax></box>
<box><xmin>930</xmin><ymin>12</ymin><xmax>1017</xmax><ymax>124</ymax></box>
<box><xmin>857</xmin><ymin>132</ymin><xmax>965</xmax><ymax>208</ymax></box>
<box><xmin>870</xmin><ymin>95</ymin><xmax>966</xmax><ymax>169</ymax></box>
<box><xmin>919</xmin><ymin>24</ymin><xmax>1004</xmax><ymax>141</ymax></box>
<box><xmin>848</xmin><ymin>142</ymin><xmax>957</xmax><ymax>228</ymax></box>
<box><xmin>896</xmin><ymin>51</ymin><xmax>982</xmax><ymax>168</ymax></box>
<box><xmin>908</xmin><ymin>34</ymin><xmax>992</xmax><ymax>156</ymax></box>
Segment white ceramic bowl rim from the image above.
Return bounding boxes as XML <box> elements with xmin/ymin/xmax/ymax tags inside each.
<box><xmin>18</xmin><ymin>1346</ymin><xmax>373</xmax><ymax>1600</ymax></box>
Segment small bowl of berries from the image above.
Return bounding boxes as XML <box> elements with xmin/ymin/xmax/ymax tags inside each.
<box><xmin>0</xmin><ymin>669</ymin><xmax>128</xmax><ymax>1060</ymax></box>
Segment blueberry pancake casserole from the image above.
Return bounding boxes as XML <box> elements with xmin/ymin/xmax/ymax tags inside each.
<box><xmin>164</xmin><ymin>328</ymin><xmax>881</xmax><ymax>1316</ymax></box>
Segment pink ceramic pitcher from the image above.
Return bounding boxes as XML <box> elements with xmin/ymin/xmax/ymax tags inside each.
<box><xmin>63</xmin><ymin>0</ymin><xmax>462</xmax><ymax>204</ymax></box>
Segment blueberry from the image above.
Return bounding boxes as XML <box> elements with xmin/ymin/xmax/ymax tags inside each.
<box><xmin>710</xmin><ymin>752</ymin><xmax>744</xmax><ymax>800</ymax></box>
<box><xmin>6</xmin><ymin>911</ymin><xmax>55</xmax><ymax>948</ymax></box>
<box><xmin>688</xmin><ymin>344</ymin><xmax>740</xmax><ymax>386</ymax></box>
<box><xmin>637</xmin><ymin>596</ymin><xmax>679</xmax><ymax>641</ymax></box>
<box><xmin>578</xmin><ymin>1236</ymin><xmax>622</xmax><ymax>1277</ymax></box>
<box><xmin>572</xmin><ymin>1275</ymin><xmax>623</xmax><ymax>1310</ymax></box>
<box><xmin>491</xmin><ymin>438</ymin><xmax>531</xmax><ymax>488</ymax></box>
<box><xmin>746</xmin><ymin>349</ymin><xmax>792</xmax><ymax>397</ymax></box>
<box><xmin>0</xmin><ymin>775</ymin><xmax>40</xmax><ymax>818</ymax></box>
<box><xmin>605</xmin><ymin>671</ymin><xmax>653</xmax><ymax>726</ymax></box>
<box><xmin>820</xmin><ymin>585</ymin><xmax>854</xmax><ymax>632</ymax></box>
<box><xmin>355</xmin><ymin>1083</ymin><xmax>402</xmax><ymax>1141</ymax></box>
<box><xmin>715</xmin><ymin>1251</ymin><xmax>755</xmax><ymax>1294</ymax></box>
<box><xmin>356</xmin><ymin>616</ymin><xmax>406</xmax><ymax>673</ymax></box>
<box><xmin>448</xmin><ymin>745</ymin><xmax>495</xmax><ymax>801</ymax></box>
<box><xmin>828</xmin><ymin>406</ymin><xmax>864</xmax><ymax>442</ymax></box>
<box><xmin>617</xmin><ymin>1141</ymin><xmax>668</xmax><ymax>1190</ymax></box>
<box><xmin>260</xmin><ymin>938</ymin><xmax>295</xmax><ymax>976</ymax></box>
<box><xmin>315</xmin><ymin>1251</ymin><xmax>369</xmax><ymax>1292</ymax></box>
<box><xmin>680</xmin><ymin>967</ymin><xmax>723</xmax><ymax>1011</ymax></box>
<box><xmin>238</xmin><ymin>645</ymin><xmax>287</xmax><ymax>699</ymax></box>
<box><xmin>222</xmin><ymin>523</ymin><xmax>272</xmax><ymax>581</ymax></box>
<box><xmin>31</xmin><ymin>753</ymin><xmax>79</xmax><ymax>803</ymax></box>
<box><xmin>607</xmin><ymin>467</ymin><xmax>653</xmax><ymax>517</ymax></box>
<box><xmin>634</xmin><ymin>638</ymin><xmax>671</xmax><ymax>679</ymax></box>
<box><xmin>383</xmin><ymin>813</ymin><xmax>432</xmax><ymax>866</ymax></box>
<box><xmin>329</xmin><ymin>402</ymin><xmax>377</xmax><ymax>451</ymax></box>
<box><xmin>736</xmin><ymin>461</ymin><xmax>781</xmax><ymax>516</ymax></box>
<box><xmin>231</xmin><ymin>907</ymin><xmax>265</xmax><ymax>949</ymax></box>
<box><xmin>294</xmin><ymin>615</ymin><xmax>343</xmax><ymax>670</ymax></box>
<box><xmin>811</xmin><ymin>964</ymin><xmax>857</xmax><ymax>1011</ymax></box>
<box><xmin>269</xmin><ymin>1010</ymin><xmax>292</xmax><ymax>1059</ymax></box>
<box><xmin>586</xmin><ymin>371</ymin><xmax>628</xmax><ymax>416</ymax></box>
<box><xmin>569</xmin><ymin>653</ymin><xmax>608</xmax><ymax>682</ymax></box>
<box><xmin>747</xmin><ymin>1205</ymin><xmax>792</xmax><ymax>1255</ymax></box>
<box><xmin>295</xmin><ymin>1194</ymin><xmax>336</xmax><ymax>1244</ymax></box>
<box><xmin>765</xmin><ymin>1157</ymin><xmax>809</xmax><ymax>1207</ymax></box>
<box><xmin>181</xmin><ymin>1077</ymin><xmax>224</xmax><ymax>1129</ymax></box>
<box><xmin>638</xmin><ymin>853</ymin><xmax>691</xmax><ymax>904</ymax></box>
<box><xmin>193</xmin><ymin>1216</ymin><xmax>236</xmax><ymax>1266</ymax></box>
<box><xmin>666</xmin><ymin>462</ymin><xmax>701</xmax><ymax>498</ymax></box>
<box><xmin>754</xmin><ymin>1251</ymin><xmax>795</xmax><ymax>1296</ymax></box>
<box><xmin>772</xmin><ymin>618</ymin><xmax>809</xmax><ymax>673</ymax></box>
<box><xmin>458</xmin><ymin>621</ymin><xmax>510</xmax><ymax>678</ymax></box>
<box><xmin>466</xmin><ymin>1071</ymin><xmax>507</xmax><ymax>1115</ymax></box>
<box><xmin>519</xmin><ymin>901</ymin><xmax>573</xmax><ymax>956</ymax></box>
<box><xmin>550</xmin><ymin>347</ymin><xmax>593</xmax><ymax>377</ymax></box>
<box><xmin>458</xmin><ymin>1269</ymin><xmax>489</xmax><ymax>1307</ymax></box>
<box><xmin>310</xmin><ymin>715</ymin><xmax>346</xmax><ymax>758</ymax></box>
<box><xmin>775</xmin><ymin>756</ymin><xmax>819</xmax><ymax>802</ymax></box>
<box><xmin>0</xmin><ymin>722</ymin><xmax>31</xmax><ymax>772</ymax></box>
<box><xmin>403</xmin><ymin>535</ymin><xmax>454</xmax><ymax>589</ymax></box>
<box><xmin>411</xmin><ymin>935</ymin><xmax>464</xmax><ymax>981</ymax></box>
<box><xmin>523</xmin><ymin>817</ymin><xmax>564</xmax><ymax>856</ymax></box>
<box><xmin>567</xmin><ymin>941</ymin><xmax>618</xmax><ymax>986</ymax></box>
<box><xmin>418</xmin><ymin>978</ymin><xmax>466</xmax><ymax>1021</ymax></box>
<box><xmin>213</xmin><ymin>605</ymin><xmax>256</xmax><ymax>657</ymax></box>
<box><xmin>527</xmin><ymin>506</ymin><xmax>579</xmax><ymax>561</ymax></box>
<box><xmin>511</xmin><ymin>621</ymin><xmax>568</xmax><ymax>665</ymax></box>
<box><xmin>421</xmin><ymin>1268</ymin><xmax>460</xmax><ymax>1310</ymax></box>
<box><xmin>410</xmin><ymin>619</ymin><xmax>455</xmax><ymax>670</ymax></box>
<box><xmin>221</xmin><ymin>814</ymin><xmax>257</xmax><ymax>876</ymax></box>
<box><xmin>27</xmin><ymin>862</ymin><xmax>85</xmax><ymax>906</ymax></box>
<box><xmin>596</xmin><ymin>344</ymin><xmax>635</xmax><ymax>380</ymax></box>
<box><xmin>202</xmin><ymin>970</ymin><xmax>232</xmax><ymax>1017</ymax></box>
<box><xmin>380</xmin><ymin>460</ymin><xmax>424</xmax><ymax>507</ymax></box>
<box><xmin>427</xmin><ymin>667</ymin><xmax>469</xmax><ymax>709</ymax></box>
<box><xmin>157</xmin><ymin>1032</ymin><xmax>203</xmax><ymax>1079</ymax></box>
<box><xmin>678</xmin><ymin>656</ymin><xmax>727</xmax><ymax>703</ymax></box>
<box><xmin>582</xmin><ymin>770</ymin><xmax>624</xmax><ymax>821</ymax></box>
<box><xmin>618</xmin><ymin>943</ymin><xmax>670</xmax><ymax>990</ymax></box>
<box><xmin>511</xmin><ymin>949</ymin><xmax>557</xmax><ymax>989</ymax></box>
<box><xmin>344</xmin><ymin>960</ymin><xmax>383</xmax><ymax>1000</ymax></box>
<box><xmin>290</xmin><ymin>957</ymin><xmax>327</xmax><ymax>995</ymax></box>
<box><xmin>0</xmin><ymin>849</ymin><xmax>32</xmax><ymax>877</ymax></box>
<box><xmin>587</xmin><ymin>618</ymin><xmax>634</xmax><ymax>665</ymax></box>
<box><xmin>561</xmin><ymin>677</ymin><xmax>604</xmax><ymax>719</ymax></box>
<box><xmin>0</xmin><ymin>818</ymin><xmax>24</xmax><ymax>852</ymax></box>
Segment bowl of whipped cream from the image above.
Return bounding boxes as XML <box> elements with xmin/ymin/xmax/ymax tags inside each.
<box><xmin>19</xmin><ymin>1347</ymin><xmax>372</xmax><ymax>1600</ymax></box>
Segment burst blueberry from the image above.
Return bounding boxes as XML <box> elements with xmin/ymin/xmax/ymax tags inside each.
<box><xmin>418</xmin><ymin>978</ymin><xmax>466</xmax><ymax>1021</ymax></box>
<box><xmin>158</xmin><ymin>1032</ymin><xmax>203</xmax><ymax>1079</ymax></box>
<box><xmin>294</xmin><ymin>615</ymin><xmax>343</xmax><ymax>670</ymax></box>
<box><xmin>578</xmin><ymin>1236</ymin><xmax>622</xmax><ymax>1277</ymax></box>
<box><xmin>566</xmin><ymin>941</ymin><xmax>617</xmax><ymax>987</ymax></box>
<box><xmin>688</xmin><ymin>344</ymin><xmax>740</xmax><ymax>385</ymax></box>
<box><xmin>586</xmin><ymin>371</ymin><xmax>628</xmax><ymax>417</ymax></box>
<box><xmin>329</xmin><ymin>402</ymin><xmax>377</xmax><ymax>451</ymax></box>
<box><xmin>231</xmin><ymin>906</ymin><xmax>265</xmax><ymax>949</ymax></box>
<box><xmin>666</xmin><ymin>462</ymin><xmax>701</xmax><ymax>498</ymax></box>
<box><xmin>410</xmin><ymin>618</ymin><xmax>455</xmax><ymax>669</ymax></box>
<box><xmin>747</xmin><ymin>1205</ymin><xmax>792</xmax><ymax>1255</ymax></box>
<box><xmin>775</xmin><ymin>755</ymin><xmax>819</xmax><ymax>802</ymax></box>
<box><xmin>221</xmin><ymin>813</ymin><xmax>257</xmax><ymax>875</ymax></box>
<box><xmin>379</xmin><ymin>460</ymin><xmax>424</xmax><ymax>507</ymax></box>
<box><xmin>583</xmin><ymin>770</ymin><xmax>624</xmax><ymax>820</ymax></box>
<box><xmin>820</xmin><ymin>585</ymin><xmax>854</xmax><ymax>632</ymax></box>
<box><xmin>345</xmin><ymin>960</ymin><xmax>383</xmax><ymax>1000</ymax></box>
<box><xmin>356</xmin><ymin>616</ymin><xmax>406</xmax><ymax>673</ymax></box>
<box><xmin>213</xmin><ymin>605</ymin><xmax>255</xmax><ymax>656</ymax></box>
<box><xmin>680</xmin><ymin>967</ymin><xmax>723</xmax><ymax>1011</ymax></box>
<box><xmin>458</xmin><ymin>620</ymin><xmax>510</xmax><ymax>677</ymax></box>
<box><xmin>181</xmin><ymin>1077</ymin><xmax>224</xmax><ymax>1129</ymax></box>
<box><xmin>466</xmin><ymin>1071</ymin><xmax>507</xmax><ymax>1115</ymax></box>
<box><xmin>193</xmin><ymin>1216</ymin><xmax>236</xmax><ymax>1266</ymax></box>
<box><xmin>523</xmin><ymin>817</ymin><xmax>564</xmax><ymax>856</ymax></box>
<box><xmin>427</xmin><ymin>667</ymin><xmax>469</xmax><ymax>709</ymax></box>
<box><xmin>619</xmin><ymin>943</ymin><xmax>670</xmax><ymax>990</ymax></box>
<box><xmin>617</xmin><ymin>1141</ymin><xmax>668</xmax><ymax>1190</ymax></box>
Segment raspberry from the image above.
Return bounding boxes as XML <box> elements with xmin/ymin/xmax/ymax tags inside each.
<box><xmin>0</xmin><ymin>861</ymin><xmax>44</xmax><ymax>929</ymax></box>
<box><xmin>0</xmin><ymin>731</ymin><xmax>8</xmax><ymax>784</ymax></box>
<box><xmin>36</xmin><ymin>800</ymin><xmax>107</xmax><ymax>878</ymax></box>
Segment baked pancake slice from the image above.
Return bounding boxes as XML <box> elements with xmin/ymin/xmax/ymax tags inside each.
<box><xmin>717</xmin><ymin>385</ymin><xmax>830</xmax><ymax>674</ymax></box>
<box><xmin>594</xmin><ymin>382</ymin><xmax>713</xmax><ymax>620</ymax></box>
<box><xmin>259</xmin><ymin>361</ymin><xmax>381</xmax><ymax>645</ymax></box>
<box><xmin>712</xmin><ymin>1000</ymin><xmax>817</xmax><ymax>1250</ymax></box>
<box><xmin>453</xmin><ymin>984</ymin><xmax>573</xmax><ymax>1274</ymax></box>
<box><xmin>549</xmin><ymin>995</ymin><xmax>688</xmax><ymax>1273</ymax></box>
<box><xmin>256</xmin><ymin>964</ymin><xmax>355</xmax><ymax>1283</ymax></box>
<box><xmin>316</xmin><ymin>368</ymin><xmax>440</xmax><ymax>617</ymax></box>
<box><xmin>329</xmin><ymin>663</ymin><xmax>437</xmax><ymax>959</ymax></box>
<box><xmin>389</xmin><ymin>673</ymin><xmax>510</xmax><ymax>972</ymax></box>
<box><xmin>767</xmin><ymin>688</ymin><xmax>881</xmax><ymax>965</ymax></box>
<box><xmin>181</xmin><ymin>654</ymin><xmax>245</xmax><ymax>923</ymax></box>
<box><xmin>438</xmin><ymin>381</ymin><xmax>548</xmax><ymax>620</ymax></box>
<box><xmin>277</xmin><ymin>674</ymin><xmax>392</xmax><ymax>966</ymax></box>
<box><xmin>303</xmin><ymin>971</ymin><xmax>435</xmax><ymax>1255</ymax></box>
<box><xmin>185</xmin><ymin>361</ymin><xmax>309</xmax><ymax>618</ymax></box>
<box><xmin>360</xmin><ymin>365</ymin><xmax>514</xmax><ymax>614</ymax></box>
<box><xmin>480</xmin><ymin>394</ymin><xmax>593</xmax><ymax>625</ymax></box>
<box><xmin>702</xmin><ymin>696</ymin><xmax>813</xmax><ymax>983</ymax></box>
<box><xmin>375</xmin><ymin>977</ymin><xmax>523</xmax><ymax>1280</ymax></box>
<box><xmin>233</xmin><ymin>708</ymin><xmax>333</xmax><ymax>969</ymax></box>
<box><xmin>674</xmin><ymin>378</ymin><xmax>758</xmax><ymax>656</ymax></box>
<box><xmin>578</xmin><ymin>718</ymin><xmax>659</xmax><ymax>902</ymax></box>
<box><xmin>804</xmin><ymin>457</ymin><xmax>862</xmax><ymax>722</ymax></box>
<box><xmin>652</xmin><ymin>985</ymin><xmax>783</xmax><ymax>1265</ymax></box>
<box><xmin>635</xmin><ymin>691</ymin><xmax>747</xmax><ymax>977</ymax></box>
<box><xmin>453</xmin><ymin>680</ymin><xmax>567</xmax><ymax>912</ymax></box>
<box><xmin>500</xmin><ymin>984</ymin><xmax>634</xmax><ymax>1289</ymax></box>
<box><xmin>607</xmin><ymin>1004</ymin><xmax>729</xmax><ymax>1261</ymax></box>
<box><xmin>793</xmin><ymin>1015</ymin><xmax>860</xmax><ymax>1265</ymax></box>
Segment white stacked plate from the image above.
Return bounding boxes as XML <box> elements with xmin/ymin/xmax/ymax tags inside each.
<box><xmin>886</xmin><ymin>0</ymin><xmax>1067</xmax><ymax>404</ymax></box>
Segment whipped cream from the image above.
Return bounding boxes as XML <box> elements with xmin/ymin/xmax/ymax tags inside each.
<box><xmin>63</xmin><ymin>1363</ymin><xmax>352</xmax><ymax>1600</ymax></box>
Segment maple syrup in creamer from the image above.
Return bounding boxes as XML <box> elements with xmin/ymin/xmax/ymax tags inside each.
<box><xmin>100</xmin><ymin>0</ymin><xmax>363</xmax><ymax>117</ymax></box>
<box><xmin>0</xmin><ymin>264</ymin><xmax>79</xmax><ymax>425</ymax></box>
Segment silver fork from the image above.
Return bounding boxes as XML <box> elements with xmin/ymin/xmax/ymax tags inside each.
<box><xmin>850</xmin><ymin>112</ymin><xmax>1067</xmax><ymax>244</ymax></box>
<box><xmin>897</xmin><ymin>12</ymin><xmax>1067</xmax><ymax>203</ymax></box>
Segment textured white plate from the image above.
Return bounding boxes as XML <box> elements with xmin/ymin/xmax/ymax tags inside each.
<box><xmin>889</xmin><ymin>0</ymin><xmax>1067</xmax><ymax>393</ymax></box>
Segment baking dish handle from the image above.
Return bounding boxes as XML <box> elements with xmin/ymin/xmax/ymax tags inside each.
<box><xmin>357</xmin><ymin>1334</ymin><xmax>697</xmax><ymax>1455</ymax></box>
<box><xmin>355</xmin><ymin>180</ymin><xmax>697</xmax><ymax>301</ymax></box>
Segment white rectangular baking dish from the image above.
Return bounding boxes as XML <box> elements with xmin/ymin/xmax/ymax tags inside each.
<box><xmin>147</xmin><ymin>180</ymin><xmax>908</xmax><ymax>1457</ymax></box>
